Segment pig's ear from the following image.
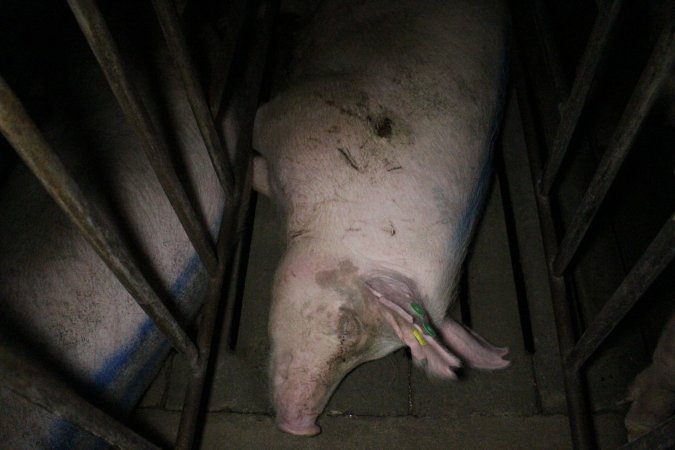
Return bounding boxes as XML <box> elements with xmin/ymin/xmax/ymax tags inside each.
<box><xmin>436</xmin><ymin>317</ymin><xmax>510</xmax><ymax>370</ymax></box>
<box><xmin>365</xmin><ymin>275</ymin><xmax>509</xmax><ymax>378</ymax></box>
<box><xmin>365</xmin><ymin>276</ymin><xmax>461</xmax><ymax>379</ymax></box>
<box><xmin>252</xmin><ymin>154</ymin><xmax>271</xmax><ymax>197</ymax></box>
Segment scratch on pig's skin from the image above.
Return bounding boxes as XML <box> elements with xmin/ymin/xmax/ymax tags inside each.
<box><xmin>289</xmin><ymin>229</ymin><xmax>310</xmax><ymax>241</ymax></box>
<box><xmin>320</xmin><ymin>96</ymin><xmax>361</xmax><ymax>120</ymax></box>
<box><xmin>337</xmin><ymin>147</ymin><xmax>362</xmax><ymax>172</ymax></box>
<box><xmin>386</xmin><ymin>165</ymin><xmax>402</xmax><ymax>172</ymax></box>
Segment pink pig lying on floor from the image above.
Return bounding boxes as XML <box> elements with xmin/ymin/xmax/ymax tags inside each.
<box><xmin>252</xmin><ymin>0</ymin><xmax>510</xmax><ymax>436</ymax></box>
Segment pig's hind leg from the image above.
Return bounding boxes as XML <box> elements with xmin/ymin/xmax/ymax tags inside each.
<box><xmin>625</xmin><ymin>311</ymin><xmax>675</xmax><ymax>441</ymax></box>
<box><xmin>252</xmin><ymin>154</ymin><xmax>271</xmax><ymax>197</ymax></box>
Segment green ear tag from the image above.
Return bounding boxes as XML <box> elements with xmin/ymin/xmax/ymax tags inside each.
<box><xmin>410</xmin><ymin>303</ymin><xmax>426</xmax><ymax>318</ymax></box>
<box><xmin>422</xmin><ymin>322</ymin><xmax>437</xmax><ymax>337</ymax></box>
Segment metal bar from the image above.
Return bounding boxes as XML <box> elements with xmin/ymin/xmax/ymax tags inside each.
<box><xmin>174</xmin><ymin>202</ymin><xmax>233</xmax><ymax>450</ymax></box>
<box><xmin>208</xmin><ymin>0</ymin><xmax>249</xmax><ymax>115</ymax></box>
<box><xmin>532</xmin><ymin>0</ymin><xmax>570</xmax><ymax>110</ymax></box>
<box><xmin>540</xmin><ymin>0</ymin><xmax>623</xmax><ymax>194</ymax></box>
<box><xmin>0</xmin><ymin>339</ymin><xmax>160</xmax><ymax>450</ymax></box>
<box><xmin>567</xmin><ymin>213</ymin><xmax>675</xmax><ymax>371</ymax></box>
<box><xmin>511</xmin><ymin>42</ymin><xmax>595</xmax><ymax>450</ymax></box>
<box><xmin>619</xmin><ymin>416</ymin><xmax>675</xmax><ymax>450</ymax></box>
<box><xmin>151</xmin><ymin>0</ymin><xmax>236</xmax><ymax>199</ymax></box>
<box><xmin>0</xmin><ymin>75</ymin><xmax>199</xmax><ymax>366</ymax></box>
<box><xmin>66</xmin><ymin>0</ymin><xmax>219</xmax><ymax>276</ymax></box>
<box><xmin>174</xmin><ymin>1</ymin><xmax>277</xmax><ymax>447</ymax></box>
<box><xmin>552</xmin><ymin>22</ymin><xmax>675</xmax><ymax>275</ymax></box>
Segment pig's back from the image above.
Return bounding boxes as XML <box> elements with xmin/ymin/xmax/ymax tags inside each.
<box><xmin>254</xmin><ymin>0</ymin><xmax>507</xmax><ymax>306</ymax></box>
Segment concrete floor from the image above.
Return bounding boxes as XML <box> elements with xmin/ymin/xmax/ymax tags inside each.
<box><xmin>131</xmin><ymin>94</ymin><xmax>630</xmax><ymax>449</ymax></box>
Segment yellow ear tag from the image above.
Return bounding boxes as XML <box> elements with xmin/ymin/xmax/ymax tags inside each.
<box><xmin>413</xmin><ymin>328</ymin><xmax>428</xmax><ymax>346</ymax></box>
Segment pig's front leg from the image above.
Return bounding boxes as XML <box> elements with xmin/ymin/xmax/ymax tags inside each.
<box><xmin>625</xmin><ymin>311</ymin><xmax>675</xmax><ymax>441</ymax></box>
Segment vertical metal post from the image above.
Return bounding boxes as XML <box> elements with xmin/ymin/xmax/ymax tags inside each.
<box><xmin>66</xmin><ymin>0</ymin><xmax>219</xmax><ymax>276</ymax></box>
<box><xmin>552</xmin><ymin>22</ymin><xmax>675</xmax><ymax>275</ymax></box>
<box><xmin>0</xmin><ymin>75</ymin><xmax>199</xmax><ymax>366</ymax></box>
<box><xmin>511</xmin><ymin>43</ymin><xmax>595</xmax><ymax>450</ymax></box>
<box><xmin>151</xmin><ymin>0</ymin><xmax>236</xmax><ymax>198</ymax></box>
<box><xmin>173</xmin><ymin>1</ymin><xmax>278</xmax><ymax>448</ymax></box>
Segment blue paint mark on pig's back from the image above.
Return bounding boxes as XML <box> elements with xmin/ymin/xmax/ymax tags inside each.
<box><xmin>453</xmin><ymin>43</ymin><xmax>510</xmax><ymax>248</ymax></box>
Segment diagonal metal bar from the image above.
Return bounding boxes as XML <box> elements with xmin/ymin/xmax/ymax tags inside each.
<box><xmin>540</xmin><ymin>0</ymin><xmax>623</xmax><ymax>194</ymax></box>
<box><xmin>0</xmin><ymin>75</ymin><xmax>198</xmax><ymax>367</ymax></box>
<box><xmin>67</xmin><ymin>0</ymin><xmax>218</xmax><ymax>276</ymax></box>
<box><xmin>566</xmin><ymin>213</ymin><xmax>675</xmax><ymax>371</ymax></box>
<box><xmin>619</xmin><ymin>415</ymin><xmax>675</xmax><ymax>450</ymax></box>
<box><xmin>0</xmin><ymin>340</ymin><xmax>161</xmax><ymax>450</ymax></box>
<box><xmin>207</xmin><ymin>0</ymin><xmax>249</xmax><ymax>115</ymax></box>
<box><xmin>151</xmin><ymin>0</ymin><xmax>236</xmax><ymax>199</ymax></box>
<box><xmin>511</xmin><ymin>44</ymin><xmax>594</xmax><ymax>450</ymax></box>
<box><xmin>552</xmin><ymin>22</ymin><xmax>675</xmax><ymax>275</ymax></box>
<box><xmin>0</xmin><ymin>343</ymin><xmax>161</xmax><ymax>450</ymax></box>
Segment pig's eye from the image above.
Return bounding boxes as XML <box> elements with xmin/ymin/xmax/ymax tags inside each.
<box><xmin>337</xmin><ymin>308</ymin><xmax>361</xmax><ymax>342</ymax></box>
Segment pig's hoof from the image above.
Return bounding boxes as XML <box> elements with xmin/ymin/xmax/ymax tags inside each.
<box><xmin>276</xmin><ymin>420</ymin><xmax>321</xmax><ymax>436</ymax></box>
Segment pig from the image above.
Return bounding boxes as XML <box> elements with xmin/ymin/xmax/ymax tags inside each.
<box><xmin>625</xmin><ymin>311</ymin><xmax>675</xmax><ymax>441</ymax></box>
<box><xmin>252</xmin><ymin>0</ymin><xmax>510</xmax><ymax>436</ymax></box>
<box><xmin>0</xmin><ymin>26</ymin><xmax>225</xmax><ymax>449</ymax></box>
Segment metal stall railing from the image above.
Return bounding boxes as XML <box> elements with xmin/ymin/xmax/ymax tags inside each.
<box><xmin>510</xmin><ymin>0</ymin><xmax>675</xmax><ymax>448</ymax></box>
<box><xmin>0</xmin><ymin>0</ymin><xmax>276</xmax><ymax>448</ymax></box>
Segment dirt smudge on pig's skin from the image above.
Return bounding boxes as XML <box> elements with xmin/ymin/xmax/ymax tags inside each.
<box><xmin>315</xmin><ymin>260</ymin><xmax>358</xmax><ymax>289</ymax></box>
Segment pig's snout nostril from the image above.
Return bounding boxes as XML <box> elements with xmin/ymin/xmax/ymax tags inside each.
<box><xmin>275</xmin><ymin>418</ymin><xmax>321</xmax><ymax>436</ymax></box>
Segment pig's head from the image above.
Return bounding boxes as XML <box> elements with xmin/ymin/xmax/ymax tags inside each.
<box><xmin>268</xmin><ymin>252</ymin><xmax>510</xmax><ymax>436</ymax></box>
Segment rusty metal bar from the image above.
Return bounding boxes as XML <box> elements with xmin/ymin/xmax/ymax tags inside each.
<box><xmin>552</xmin><ymin>22</ymin><xmax>675</xmax><ymax>275</ymax></box>
<box><xmin>539</xmin><ymin>0</ymin><xmax>623</xmax><ymax>194</ymax></box>
<box><xmin>0</xmin><ymin>333</ymin><xmax>160</xmax><ymax>450</ymax></box>
<box><xmin>0</xmin><ymin>75</ymin><xmax>199</xmax><ymax>367</ymax></box>
<box><xmin>208</xmin><ymin>0</ymin><xmax>249</xmax><ymax>115</ymax></box>
<box><xmin>511</xmin><ymin>44</ymin><xmax>595</xmax><ymax>450</ymax></box>
<box><xmin>174</xmin><ymin>1</ymin><xmax>277</xmax><ymax>447</ymax></box>
<box><xmin>151</xmin><ymin>0</ymin><xmax>236</xmax><ymax>199</ymax></box>
<box><xmin>567</xmin><ymin>213</ymin><xmax>675</xmax><ymax>371</ymax></box>
<box><xmin>66</xmin><ymin>0</ymin><xmax>219</xmax><ymax>276</ymax></box>
<box><xmin>619</xmin><ymin>416</ymin><xmax>675</xmax><ymax>450</ymax></box>
<box><xmin>174</xmin><ymin>202</ymin><xmax>233</xmax><ymax>450</ymax></box>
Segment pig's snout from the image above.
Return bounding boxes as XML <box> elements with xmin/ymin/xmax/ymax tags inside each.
<box><xmin>275</xmin><ymin>414</ymin><xmax>321</xmax><ymax>436</ymax></box>
<box><xmin>271</xmin><ymin>354</ymin><xmax>328</xmax><ymax>436</ymax></box>
<box><xmin>273</xmin><ymin>384</ymin><xmax>323</xmax><ymax>436</ymax></box>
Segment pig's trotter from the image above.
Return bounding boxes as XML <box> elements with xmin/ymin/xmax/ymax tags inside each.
<box><xmin>625</xmin><ymin>311</ymin><xmax>675</xmax><ymax>441</ymax></box>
